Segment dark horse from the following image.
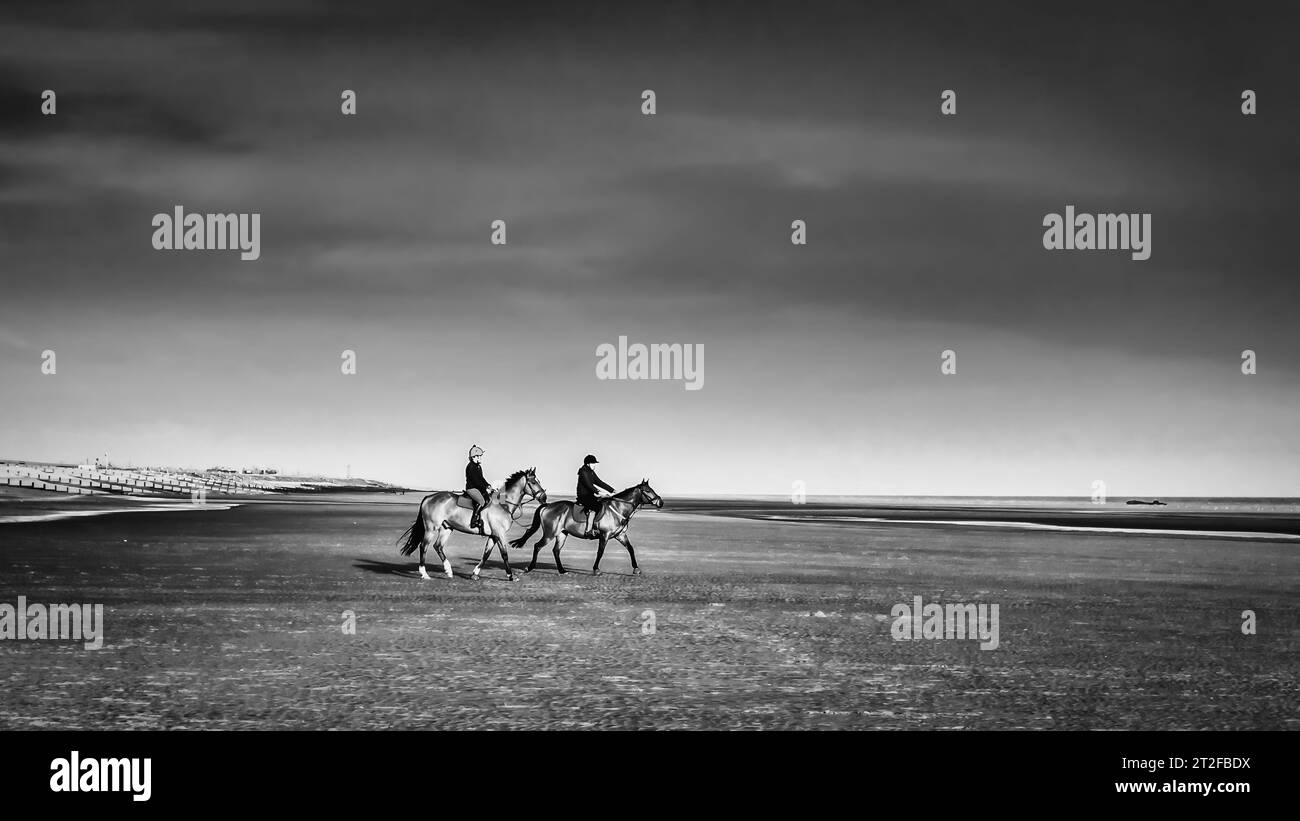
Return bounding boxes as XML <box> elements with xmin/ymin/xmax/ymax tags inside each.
<box><xmin>509</xmin><ymin>480</ymin><xmax>663</xmax><ymax>575</ymax></box>
<box><xmin>397</xmin><ymin>468</ymin><xmax>546</xmax><ymax>581</ymax></box>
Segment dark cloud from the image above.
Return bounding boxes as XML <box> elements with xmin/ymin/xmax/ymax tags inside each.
<box><xmin>0</xmin><ymin>0</ymin><xmax>1296</xmax><ymax>492</ymax></box>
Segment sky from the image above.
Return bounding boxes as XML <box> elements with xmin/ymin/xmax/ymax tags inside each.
<box><xmin>1</xmin><ymin>0</ymin><xmax>1297</xmax><ymax>496</ymax></box>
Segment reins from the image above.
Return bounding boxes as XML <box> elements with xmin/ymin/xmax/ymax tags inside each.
<box><xmin>597</xmin><ymin>487</ymin><xmax>650</xmax><ymax>528</ymax></box>
<box><xmin>494</xmin><ymin>476</ymin><xmax>544</xmax><ymax>525</ymax></box>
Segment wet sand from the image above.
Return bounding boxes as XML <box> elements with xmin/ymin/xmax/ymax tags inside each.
<box><xmin>0</xmin><ymin>498</ymin><xmax>1296</xmax><ymax>729</ymax></box>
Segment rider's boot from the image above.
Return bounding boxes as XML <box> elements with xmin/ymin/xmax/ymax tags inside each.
<box><xmin>584</xmin><ymin>509</ymin><xmax>596</xmax><ymax>538</ymax></box>
<box><xmin>470</xmin><ymin>504</ymin><xmax>483</xmax><ymax>533</ymax></box>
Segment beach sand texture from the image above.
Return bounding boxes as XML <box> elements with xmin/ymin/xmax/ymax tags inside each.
<box><xmin>0</xmin><ymin>497</ymin><xmax>1295</xmax><ymax>729</ymax></box>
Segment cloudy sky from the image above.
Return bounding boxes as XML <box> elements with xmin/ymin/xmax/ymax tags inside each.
<box><xmin>1</xmin><ymin>0</ymin><xmax>1296</xmax><ymax>496</ymax></box>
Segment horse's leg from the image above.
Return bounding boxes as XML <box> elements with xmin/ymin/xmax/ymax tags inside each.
<box><xmin>526</xmin><ymin>527</ymin><xmax>549</xmax><ymax>573</ymax></box>
<box><xmin>553</xmin><ymin>532</ymin><xmax>568</xmax><ymax>575</ymax></box>
<box><xmin>416</xmin><ymin>511</ymin><xmax>433</xmax><ymax>580</ymax></box>
<box><xmin>418</xmin><ymin>536</ymin><xmax>430</xmax><ymax>580</ymax></box>
<box><xmin>616</xmin><ymin>532</ymin><xmax>641</xmax><ymax>575</ymax></box>
<box><xmin>495</xmin><ymin>535</ymin><xmax>516</xmax><ymax>581</ymax></box>
<box><xmin>592</xmin><ymin>535</ymin><xmax>608</xmax><ymax>575</ymax></box>
<box><xmin>473</xmin><ymin>536</ymin><xmax>494</xmax><ymax>580</ymax></box>
<box><xmin>433</xmin><ymin>526</ymin><xmax>453</xmax><ymax>578</ymax></box>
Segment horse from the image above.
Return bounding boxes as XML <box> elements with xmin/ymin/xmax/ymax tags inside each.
<box><xmin>397</xmin><ymin>467</ymin><xmax>546</xmax><ymax>582</ymax></box>
<box><xmin>509</xmin><ymin>479</ymin><xmax>663</xmax><ymax>576</ymax></box>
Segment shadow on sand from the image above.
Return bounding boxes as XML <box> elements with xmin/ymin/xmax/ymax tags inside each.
<box><xmin>353</xmin><ymin>557</ymin><xmax>549</xmax><ymax>581</ymax></box>
<box><xmin>352</xmin><ymin>559</ymin><xmax>426</xmax><ymax>578</ymax></box>
<box><xmin>354</xmin><ymin>557</ymin><xmax>637</xmax><ymax>579</ymax></box>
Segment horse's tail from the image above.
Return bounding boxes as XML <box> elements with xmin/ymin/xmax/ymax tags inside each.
<box><xmin>397</xmin><ymin>503</ymin><xmax>427</xmax><ymax>557</ymax></box>
<box><xmin>509</xmin><ymin>505</ymin><xmax>543</xmax><ymax>549</ymax></box>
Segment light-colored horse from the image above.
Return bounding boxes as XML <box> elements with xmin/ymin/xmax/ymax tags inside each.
<box><xmin>510</xmin><ymin>480</ymin><xmax>663</xmax><ymax>575</ymax></box>
<box><xmin>398</xmin><ymin>468</ymin><xmax>546</xmax><ymax>582</ymax></box>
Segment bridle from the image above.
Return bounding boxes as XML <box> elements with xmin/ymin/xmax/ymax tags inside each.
<box><xmin>500</xmin><ymin>475</ymin><xmax>545</xmax><ymax>523</ymax></box>
<box><xmin>602</xmin><ymin>484</ymin><xmax>660</xmax><ymax>520</ymax></box>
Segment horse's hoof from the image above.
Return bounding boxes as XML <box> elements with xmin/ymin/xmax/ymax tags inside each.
<box><xmin>507</xmin><ymin>575</ymin><xmax>518</xmax><ymax>582</ymax></box>
<box><xmin>418</xmin><ymin>569</ymin><xmax>431</xmax><ymax>580</ymax></box>
<box><xmin>557</xmin><ymin>569</ymin><xmax>567</xmax><ymax>575</ymax></box>
<box><xmin>592</xmin><ymin>569</ymin><xmax>602</xmax><ymax>576</ymax></box>
<box><xmin>632</xmin><ymin>567</ymin><xmax>642</xmax><ymax>575</ymax></box>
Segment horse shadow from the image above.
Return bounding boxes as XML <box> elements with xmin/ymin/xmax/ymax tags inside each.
<box><xmin>353</xmin><ymin>559</ymin><xmax>425</xmax><ymax>579</ymax></box>
<box><xmin>522</xmin><ymin>562</ymin><xmax>639</xmax><ymax>577</ymax></box>
<box><xmin>351</xmin><ymin>558</ymin><xmax>634</xmax><ymax>576</ymax></box>
<box><xmin>353</xmin><ymin>557</ymin><xmax>532</xmax><ymax>581</ymax></box>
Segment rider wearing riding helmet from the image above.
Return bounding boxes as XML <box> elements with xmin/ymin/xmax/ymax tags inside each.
<box><xmin>576</xmin><ymin>454</ymin><xmax>615</xmax><ymax>537</ymax></box>
<box><xmin>465</xmin><ymin>445</ymin><xmax>493</xmax><ymax>531</ymax></box>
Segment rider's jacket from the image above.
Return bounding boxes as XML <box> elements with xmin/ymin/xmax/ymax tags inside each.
<box><xmin>465</xmin><ymin>460</ymin><xmax>491</xmax><ymax>495</ymax></box>
<box><xmin>576</xmin><ymin>465</ymin><xmax>614</xmax><ymax>509</ymax></box>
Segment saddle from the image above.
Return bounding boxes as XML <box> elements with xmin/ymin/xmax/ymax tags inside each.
<box><xmin>455</xmin><ymin>493</ymin><xmax>479</xmax><ymax>510</ymax></box>
<box><xmin>575</xmin><ymin>499</ymin><xmax>608</xmax><ymax>516</ymax></box>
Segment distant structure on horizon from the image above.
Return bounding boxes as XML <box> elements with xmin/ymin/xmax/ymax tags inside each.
<box><xmin>1</xmin><ymin>459</ymin><xmax>403</xmax><ymax>498</ymax></box>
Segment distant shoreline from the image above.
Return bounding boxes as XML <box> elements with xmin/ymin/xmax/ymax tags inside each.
<box><xmin>4</xmin><ymin>490</ymin><xmax>1299</xmax><ymax>539</ymax></box>
<box><xmin>0</xmin><ymin>502</ymin><xmax>244</xmax><ymax>525</ymax></box>
<box><xmin>666</xmin><ymin>498</ymin><xmax>1300</xmax><ymax>540</ymax></box>
<box><xmin>0</xmin><ymin>487</ymin><xmax>413</xmax><ymax>526</ymax></box>
<box><xmin>664</xmin><ymin>493</ymin><xmax>1300</xmax><ymax>503</ymax></box>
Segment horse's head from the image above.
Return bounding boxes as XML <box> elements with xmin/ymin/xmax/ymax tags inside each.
<box><xmin>637</xmin><ymin>479</ymin><xmax>663</xmax><ymax>509</ymax></box>
<box><xmin>524</xmin><ymin>467</ymin><xmax>547</xmax><ymax>505</ymax></box>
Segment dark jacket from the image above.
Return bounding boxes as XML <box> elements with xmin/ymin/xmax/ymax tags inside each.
<box><xmin>576</xmin><ymin>465</ymin><xmax>614</xmax><ymax>509</ymax></box>
<box><xmin>465</xmin><ymin>461</ymin><xmax>491</xmax><ymax>495</ymax></box>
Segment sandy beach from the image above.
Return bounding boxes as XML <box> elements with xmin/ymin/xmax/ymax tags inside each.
<box><xmin>1</xmin><ymin>496</ymin><xmax>1295</xmax><ymax>730</ymax></box>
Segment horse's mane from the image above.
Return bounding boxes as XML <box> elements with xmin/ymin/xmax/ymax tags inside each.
<box><xmin>501</xmin><ymin>467</ymin><xmax>534</xmax><ymax>487</ymax></box>
<box><xmin>612</xmin><ymin>482</ymin><xmax>643</xmax><ymax>499</ymax></box>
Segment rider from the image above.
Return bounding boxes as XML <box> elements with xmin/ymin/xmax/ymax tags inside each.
<box><xmin>576</xmin><ymin>454</ymin><xmax>615</xmax><ymax>537</ymax></box>
<box><xmin>465</xmin><ymin>445</ymin><xmax>494</xmax><ymax>532</ymax></box>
